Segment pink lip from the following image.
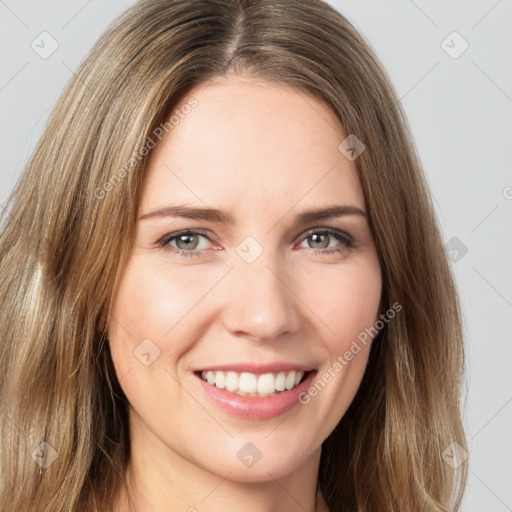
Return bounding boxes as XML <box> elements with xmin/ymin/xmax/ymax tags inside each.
<box><xmin>195</xmin><ymin>362</ymin><xmax>315</xmax><ymax>374</ymax></box>
<box><xmin>193</xmin><ymin>370</ymin><xmax>317</xmax><ymax>420</ymax></box>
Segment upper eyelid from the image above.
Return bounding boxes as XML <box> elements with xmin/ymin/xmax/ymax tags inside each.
<box><xmin>161</xmin><ymin>227</ymin><xmax>353</xmax><ymax>247</ymax></box>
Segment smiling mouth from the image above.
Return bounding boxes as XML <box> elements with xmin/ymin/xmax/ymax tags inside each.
<box><xmin>195</xmin><ymin>369</ymin><xmax>312</xmax><ymax>398</ymax></box>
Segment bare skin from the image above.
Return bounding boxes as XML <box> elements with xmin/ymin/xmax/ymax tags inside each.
<box><xmin>108</xmin><ymin>74</ymin><xmax>382</xmax><ymax>512</ymax></box>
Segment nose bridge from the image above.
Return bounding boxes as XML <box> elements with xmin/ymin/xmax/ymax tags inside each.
<box><xmin>219</xmin><ymin>245</ymin><xmax>301</xmax><ymax>341</ymax></box>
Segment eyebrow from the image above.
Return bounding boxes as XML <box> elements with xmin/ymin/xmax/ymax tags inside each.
<box><xmin>139</xmin><ymin>204</ymin><xmax>368</xmax><ymax>224</ymax></box>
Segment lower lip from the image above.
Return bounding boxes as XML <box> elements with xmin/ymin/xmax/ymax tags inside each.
<box><xmin>193</xmin><ymin>371</ymin><xmax>317</xmax><ymax>420</ymax></box>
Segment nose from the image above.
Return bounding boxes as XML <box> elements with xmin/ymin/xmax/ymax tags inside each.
<box><xmin>218</xmin><ymin>254</ymin><xmax>302</xmax><ymax>343</ymax></box>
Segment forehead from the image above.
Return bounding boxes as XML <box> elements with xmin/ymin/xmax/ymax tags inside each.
<box><xmin>140</xmin><ymin>76</ymin><xmax>365</xmax><ymax>215</ymax></box>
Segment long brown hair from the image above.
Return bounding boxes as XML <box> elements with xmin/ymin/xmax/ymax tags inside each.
<box><xmin>0</xmin><ymin>1</ymin><xmax>467</xmax><ymax>510</ymax></box>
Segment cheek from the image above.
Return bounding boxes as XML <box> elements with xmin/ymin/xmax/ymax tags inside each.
<box><xmin>303</xmin><ymin>258</ymin><xmax>382</xmax><ymax>353</ymax></box>
<box><xmin>293</xmin><ymin>268</ymin><xmax>381</xmax><ymax>443</ymax></box>
<box><xmin>107</xmin><ymin>257</ymin><xmax>234</xmax><ymax>400</ymax></box>
<box><xmin>107</xmin><ymin>258</ymin><xmax>198</xmax><ymax>419</ymax></box>
<box><xmin>108</xmin><ymin>261</ymin><xmax>164</xmax><ymax>386</ymax></box>
<box><xmin>108</xmin><ymin>257</ymin><xmax>200</xmax><ymax>354</ymax></box>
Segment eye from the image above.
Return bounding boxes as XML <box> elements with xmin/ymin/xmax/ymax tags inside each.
<box><xmin>158</xmin><ymin>229</ymin><xmax>215</xmax><ymax>258</ymax></box>
<box><xmin>297</xmin><ymin>228</ymin><xmax>354</xmax><ymax>256</ymax></box>
<box><xmin>158</xmin><ymin>227</ymin><xmax>354</xmax><ymax>258</ymax></box>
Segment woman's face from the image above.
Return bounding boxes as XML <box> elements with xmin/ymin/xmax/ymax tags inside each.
<box><xmin>108</xmin><ymin>75</ymin><xmax>382</xmax><ymax>483</ymax></box>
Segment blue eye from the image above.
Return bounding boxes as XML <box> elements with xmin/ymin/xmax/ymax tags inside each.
<box><xmin>158</xmin><ymin>228</ymin><xmax>354</xmax><ymax>258</ymax></box>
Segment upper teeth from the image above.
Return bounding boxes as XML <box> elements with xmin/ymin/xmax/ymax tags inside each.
<box><xmin>200</xmin><ymin>370</ymin><xmax>305</xmax><ymax>396</ymax></box>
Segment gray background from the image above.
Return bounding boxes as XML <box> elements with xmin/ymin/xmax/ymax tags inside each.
<box><xmin>1</xmin><ymin>0</ymin><xmax>511</xmax><ymax>509</ymax></box>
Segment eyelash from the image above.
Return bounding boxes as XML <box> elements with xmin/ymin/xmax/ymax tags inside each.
<box><xmin>158</xmin><ymin>228</ymin><xmax>355</xmax><ymax>258</ymax></box>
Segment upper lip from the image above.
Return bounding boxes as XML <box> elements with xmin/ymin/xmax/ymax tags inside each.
<box><xmin>195</xmin><ymin>362</ymin><xmax>315</xmax><ymax>374</ymax></box>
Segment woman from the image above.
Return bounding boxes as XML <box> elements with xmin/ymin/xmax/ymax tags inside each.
<box><xmin>0</xmin><ymin>0</ymin><xmax>468</xmax><ymax>510</ymax></box>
